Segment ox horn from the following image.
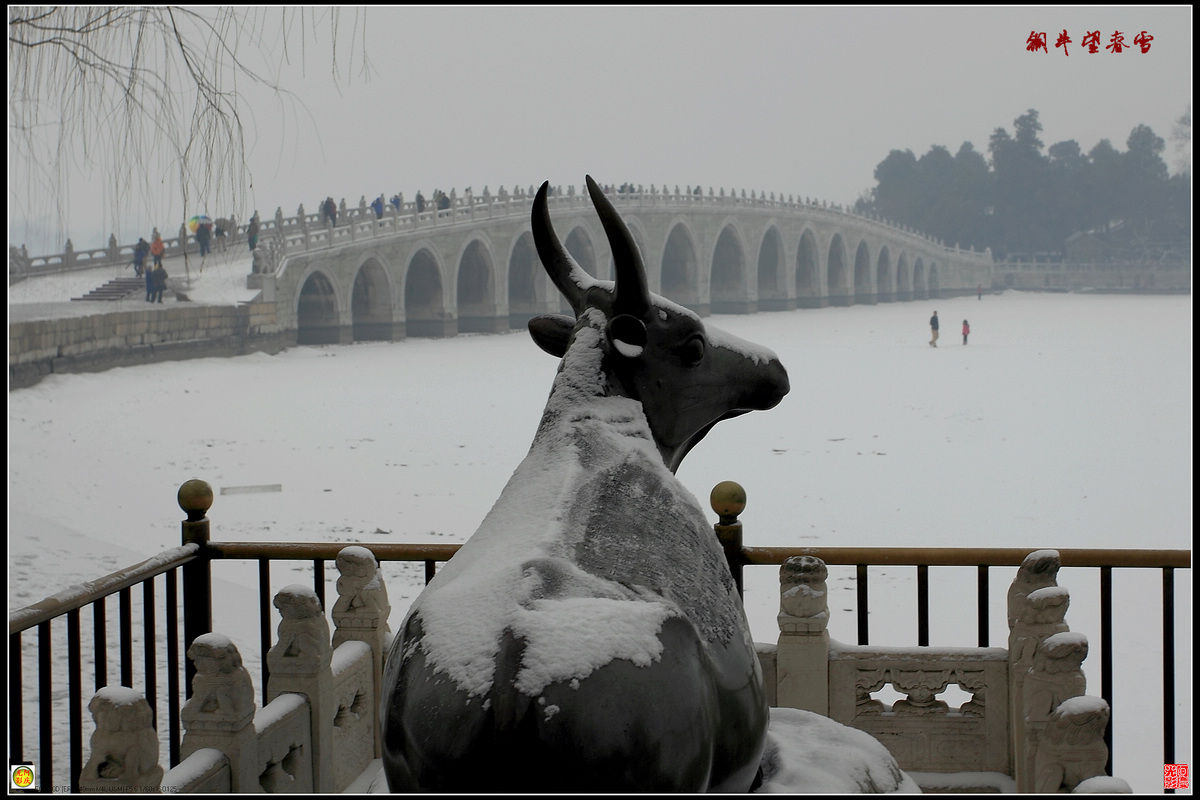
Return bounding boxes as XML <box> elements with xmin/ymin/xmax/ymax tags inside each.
<box><xmin>585</xmin><ymin>175</ymin><xmax>650</xmax><ymax>318</ymax></box>
<box><xmin>532</xmin><ymin>180</ymin><xmax>593</xmax><ymax>315</ymax></box>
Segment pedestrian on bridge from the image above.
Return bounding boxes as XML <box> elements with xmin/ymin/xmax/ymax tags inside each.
<box><xmin>150</xmin><ymin>234</ymin><xmax>165</xmax><ymax>269</ymax></box>
<box><xmin>131</xmin><ymin>238</ymin><xmax>149</xmax><ymax>277</ymax></box>
<box><xmin>962</xmin><ymin>320</ymin><xmax>970</xmax><ymax>345</ymax></box>
<box><xmin>247</xmin><ymin>214</ymin><xmax>260</xmax><ymax>252</ymax></box>
<box><xmin>929</xmin><ymin>311</ymin><xmax>939</xmax><ymax>347</ymax></box>
<box><xmin>195</xmin><ymin>222</ymin><xmax>211</xmax><ymax>257</ymax></box>
<box><xmin>150</xmin><ymin>263</ymin><xmax>168</xmax><ymax>304</ymax></box>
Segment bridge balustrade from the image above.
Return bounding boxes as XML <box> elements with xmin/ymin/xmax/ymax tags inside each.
<box><xmin>8</xmin><ymin>479</ymin><xmax>1188</xmax><ymax>793</ymax></box>
<box><xmin>12</xmin><ymin>181</ymin><xmax>979</xmax><ymax>281</ymax></box>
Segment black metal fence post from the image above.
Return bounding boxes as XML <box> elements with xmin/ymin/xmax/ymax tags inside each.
<box><xmin>178</xmin><ymin>479</ymin><xmax>214</xmax><ymax>697</ymax></box>
<box><xmin>710</xmin><ymin>481</ymin><xmax>747</xmax><ymax>597</ymax></box>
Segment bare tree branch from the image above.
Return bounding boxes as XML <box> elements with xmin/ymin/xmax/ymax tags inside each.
<box><xmin>8</xmin><ymin>6</ymin><xmax>368</xmax><ymax>251</ymax></box>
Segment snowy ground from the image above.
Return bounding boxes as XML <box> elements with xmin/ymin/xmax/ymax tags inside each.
<box><xmin>8</xmin><ymin>260</ymin><xmax>1192</xmax><ymax>792</ymax></box>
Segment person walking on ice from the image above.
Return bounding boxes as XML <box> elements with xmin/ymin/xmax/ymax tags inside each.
<box><xmin>929</xmin><ymin>310</ymin><xmax>939</xmax><ymax>347</ymax></box>
<box><xmin>962</xmin><ymin>319</ymin><xmax>970</xmax><ymax>345</ymax></box>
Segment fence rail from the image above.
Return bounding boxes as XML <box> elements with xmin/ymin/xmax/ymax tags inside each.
<box><xmin>8</xmin><ymin>481</ymin><xmax>1190</xmax><ymax>793</ymax></box>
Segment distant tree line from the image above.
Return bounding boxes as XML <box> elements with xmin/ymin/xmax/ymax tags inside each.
<box><xmin>854</xmin><ymin>108</ymin><xmax>1191</xmax><ymax>262</ymax></box>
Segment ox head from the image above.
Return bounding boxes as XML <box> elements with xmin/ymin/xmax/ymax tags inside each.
<box><xmin>529</xmin><ymin>176</ymin><xmax>790</xmax><ymax>473</ymax></box>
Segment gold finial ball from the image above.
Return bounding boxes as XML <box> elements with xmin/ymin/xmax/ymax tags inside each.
<box><xmin>710</xmin><ymin>480</ymin><xmax>746</xmax><ymax>520</ymax></box>
<box><xmin>178</xmin><ymin>479</ymin><xmax>214</xmax><ymax>518</ymax></box>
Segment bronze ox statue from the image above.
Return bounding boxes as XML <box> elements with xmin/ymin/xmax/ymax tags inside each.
<box><xmin>380</xmin><ymin>176</ymin><xmax>790</xmax><ymax>792</ymax></box>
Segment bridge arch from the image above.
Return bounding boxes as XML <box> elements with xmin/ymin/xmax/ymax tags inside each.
<box><xmin>827</xmin><ymin>234</ymin><xmax>850</xmax><ymax>306</ymax></box>
<box><xmin>351</xmin><ymin>256</ymin><xmax>396</xmax><ymax>341</ymax></box>
<box><xmin>406</xmin><ymin>245</ymin><xmax>452</xmax><ymax>338</ymax></box>
<box><xmin>507</xmin><ymin>229</ymin><xmax>545</xmax><ymax>330</ymax></box>
<box><xmin>795</xmin><ymin>229</ymin><xmax>821</xmax><ymax>308</ymax></box>
<box><xmin>711</xmin><ymin>221</ymin><xmax>750</xmax><ymax>314</ymax></box>
<box><xmin>456</xmin><ymin>236</ymin><xmax>502</xmax><ymax>333</ymax></box>
<box><xmin>296</xmin><ymin>268</ymin><xmax>343</xmax><ymax>345</ymax></box>
<box><xmin>853</xmin><ymin>240</ymin><xmax>873</xmax><ymax>305</ymax></box>
<box><xmin>661</xmin><ymin>220</ymin><xmax>701</xmax><ymax>312</ymax></box>
<box><xmin>756</xmin><ymin>226</ymin><xmax>789</xmax><ymax>311</ymax></box>
<box><xmin>269</xmin><ymin>189</ymin><xmax>994</xmax><ymax>343</ymax></box>
<box><xmin>875</xmin><ymin>247</ymin><xmax>893</xmax><ymax>303</ymax></box>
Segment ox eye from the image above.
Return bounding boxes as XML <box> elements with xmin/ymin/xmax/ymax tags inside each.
<box><xmin>681</xmin><ymin>335</ymin><xmax>706</xmax><ymax>366</ymax></box>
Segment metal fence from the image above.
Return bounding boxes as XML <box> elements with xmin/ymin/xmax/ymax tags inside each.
<box><xmin>9</xmin><ymin>483</ymin><xmax>1190</xmax><ymax>793</ymax></box>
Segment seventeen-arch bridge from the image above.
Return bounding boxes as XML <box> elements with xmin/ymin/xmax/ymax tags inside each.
<box><xmin>252</xmin><ymin>185</ymin><xmax>992</xmax><ymax>344</ymax></box>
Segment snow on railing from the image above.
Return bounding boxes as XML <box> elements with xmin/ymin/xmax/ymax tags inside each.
<box><xmin>12</xmin><ymin>480</ymin><xmax>1182</xmax><ymax>792</ymax></box>
<box><xmin>76</xmin><ymin>549</ymin><xmax>387</xmax><ymax>794</ymax></box>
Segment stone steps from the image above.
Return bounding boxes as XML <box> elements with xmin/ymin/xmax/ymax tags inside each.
<box><xmin>71</xmin><ymin>277</ymin><xmax>147</xmax><ymax>302</ymax></box>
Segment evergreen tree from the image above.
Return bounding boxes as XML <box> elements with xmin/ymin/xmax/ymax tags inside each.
<box><xmin>861</xmin><ymin>108</ymin><xmax>1188</xmax><ymax>262</ymax></box>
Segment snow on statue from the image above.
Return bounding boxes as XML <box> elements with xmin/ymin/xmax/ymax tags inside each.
<box><xmin>380</xmin><ymin>176</ymin><xmax>790</xmax><ymax>792</ymax></box>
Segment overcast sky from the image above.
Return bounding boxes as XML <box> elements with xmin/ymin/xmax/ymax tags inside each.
<box><xmin>9</xmin><ymin>6</ymin><xmax>1192</xmax><ymax>253</ymax></box>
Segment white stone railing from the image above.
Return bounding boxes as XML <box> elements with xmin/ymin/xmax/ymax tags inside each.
<box><xmin>77</xmin><ymin>543</ymin><xmax>1131</xmax><ymax>793</ymax></box>
<box><xmin>78</xmin><ymin>546</ymin><xmax>389</xmax><ymax>794</ymax></box>
<box><xmin>758</xmin><ymin>549</ymin><xmax>1130</xmax><ymax>792</ymax></box>
<box><xmin>258</xmin><ymin>185</ymin><xmax>993</xmax><ymax>279</ymax></box>
<box><xmin>10</xmin><ymin>183</ymin><xmax>993</xmax><ymax>281</ymax></box>
<box><xmin>8</xmin><ymin>222</ymin><xmax>240</xmax><ymax>281</ymax></box>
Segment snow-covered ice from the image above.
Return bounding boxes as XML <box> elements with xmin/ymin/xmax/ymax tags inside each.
<box><xmin>8</xmin><ymin>265</ymin><xmax>1192</xmax><ymax>792</ymax></box>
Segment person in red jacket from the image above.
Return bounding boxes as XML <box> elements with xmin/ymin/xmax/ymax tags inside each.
<box><xmin>963</xmin><ymin>319</ymin><xmax>970</xmax><ymax>345</ymax></box>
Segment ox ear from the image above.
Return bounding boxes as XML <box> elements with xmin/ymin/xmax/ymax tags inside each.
<box><xmin>528</xmin><ymin>314</ymin><xmax>576</xmax><ymax>358</ymax></box>
<box><xmin>606</xmin><ymin>314</ymin><xmax>647</xmax><ymax>358</ymax></box>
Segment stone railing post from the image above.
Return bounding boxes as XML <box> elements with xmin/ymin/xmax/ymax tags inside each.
<box><xmin>775</xmin><ymin>556</ymin><xmax>830</xmax><ymax>715</ymax></box>
<box><xmin>179</xmin><ymin>479</ymin><xmax>214</xmax><ymax>695</ymax></box>
<box><xmin>107</xmin><ymin>234</ymin><xmax>120</xmax><ymax>266</ymax></box>
<box><xmin>266</xmin><ymin>584</ymin><xmax>334</xmax><ymax>792</ymax></box>
<box><xmin>1007</xmin><ymin>549</ymin><xmax>1063</xmax><ymax>785</ymax></box>
<box><xmin>332</xmin><ymin>546</ymin><xmax>391</xmax><ymax>757</ymax></box>
<box><xmin>1035</xmin><ymin>697</ymin><xmax>1121</xmax><ymax>792</ymax></box>
<box><xmin>1022</xmin><ymin>631</ymin><xmax>1088</xmax><ymax>791</ymax></box>
<box><xmin>180</xmin><ymin>633</ymin><xmax>257</xmax><ymax>792</ymax></box>
<box><xmin>709</xmin><ymin>481</ymin><xmax>746</xmax><ymax>597</ymax></box>
<box><xmin>64</xmin><ymin>238</ymin><xmax>76</xmax><ymax>269</ymax></box>
<box><xmin>80</xmin><ymin>686</ymin><xmax>164</xmax><ymax>792</ymax></box>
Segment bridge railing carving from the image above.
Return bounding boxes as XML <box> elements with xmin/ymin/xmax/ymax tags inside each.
<box><xmin>11</xmin><ymin>184</ymin><xmax>992</xmax><ymax>281</ymax></box>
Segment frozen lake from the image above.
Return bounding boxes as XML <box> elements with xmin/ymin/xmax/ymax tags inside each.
<box><xmin>8</xmin><ymin>289</ymin><xmax>1192</xmax><ymax>791</ymax></box>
